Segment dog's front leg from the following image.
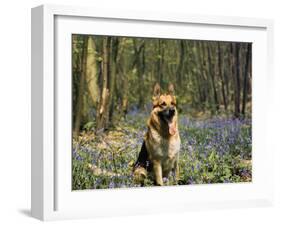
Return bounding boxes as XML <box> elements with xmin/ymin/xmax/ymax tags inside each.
<box><xmin>171</xmin><ymin>157</ymin><xmax>180</xmax><ymax>184</ymax></box>
<box><xmin>173</xmin><ymin>162</ymin><xmax>180</xmax><ymax>184</ymax></box>
<box><xmin>152</xmin><ymin>160</ymin><xmax>163</xmax><ymax>186</ymax></box>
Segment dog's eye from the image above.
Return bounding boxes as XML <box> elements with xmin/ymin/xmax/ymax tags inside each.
<box><xmin>171</xmin><ymin>102</ymin><xmax>176</xmax><ymax>106</ymax></box>
<box><xmin>160</xmin><ymin>102</ymin><xmax>167</xmax><ymax>107</ymax></box>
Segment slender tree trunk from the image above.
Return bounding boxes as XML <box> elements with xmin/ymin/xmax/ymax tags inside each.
<box><xmin>230</xmin><ymin>44</ymin><xmax>236</xmax><ymax>111</ymax></box>
<box><xmin>120</xmin><ymin>38</ymin><xmax>129</xmax><ymax>118</ymax></box>
<box><xmin>96</xmin><ymin>37</ymin><xmax>111</xmax><ymax>132</ymax></box>
<box><xmin>235</xmin><ymin>43</ymin><xmax>241</xmax><ymax>118</ymax></box>
<box><xmin>72</xmin><ymin>35</ymin><xmax>81</xmax><ymax>123</ymax></box>
<box><xmin>86</xmin><ymin>37</ymin><xmax>99</xmax><ymax>107</ymax></box>
<box><xmin>199</xmin><ymin>42</ymin><xmax>210</xmax><ymax>107</ymax></box>
<box><xmin>74</xmin><ymin>36</ymin><xmax>88</xmax><ymax>136</ymax></box>
<box><xmin>122</xmin><ymin>73</ymin><xmax>128</xmax><ymax>118</ymax></box>
<box><xmin>224</xmin><ymin>44</ymin><xmax>230</xmax><ymax>103</ymax></box>
<box><xmin>133</xmin><ymin>40</ymin><xmax>145</xmax><ymax>110</ymax></box>
<box><xmin>113</xmin><ymin>38</ymin><xmax>126</xmax><ymax>117</ymax></box>
<box><xmin>176</xmin><ymin>40</ymin><xmax>185</xmax><ymax>87</ymax></box>
<box><xmin>242</xmin><ymin>43</ymin><xmax>251</xmax><ymax>116</ymax></box>
<box><xmin>157</xmin><ymin>40</ymin><xmax>164</xmax><ymax>87</ymax></box>
<box><xmin>201</xmin><ymin>43</ymin><xmax>212</xmax><ymax>107</ymax></box>
<box><xmin>231</xmin><ymin>43</ymin><xmax>241</xmax><ymax>118</ymax></box>
<box><xmin>139</xmin><ymin>44</ymin><xmax>145</xmax><ymax>109</ymax></box>
<box><xmin>218</xmin><ymin>42</ymin><xmax>227</xmax><ymax>110</ymax></box>
<box><xmin>108</xmin><ymin>38</ymin><xmax>119</xmax><ymax>123</ymax></box>
<box><xmin>207</xmin><ymin>43</ymin><xmax>219</xmax><ymax>112</ymax></box>
<box><xmin>192</xmin><ymin>42</ymin><xmax>204</xmax><ymax>107</ymax></box>
<box><xmin>197</xmin><ymin>42</ymin><xmax>207</xmax><ymax>104</ymax></box>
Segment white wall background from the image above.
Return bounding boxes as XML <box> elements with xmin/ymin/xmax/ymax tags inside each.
<box><xmin>0</xmin><ymin>0</ymin><xmax>280</xmax><ymax>225</ymax></box>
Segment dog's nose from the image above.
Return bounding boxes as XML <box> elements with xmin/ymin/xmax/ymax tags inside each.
<box><xmin>169</xmin><ymin>108</ymin><xmax>175</xmax><ymax>116</ymax></box>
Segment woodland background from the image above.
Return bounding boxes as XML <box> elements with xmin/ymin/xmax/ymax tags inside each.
<box><xmin>72</xmin><ymin>35</ymin><xmax>252</xmax><ymax>189</ymax></box>
<box><xmin>72</xmin><ymin>35</ymin><xmax>252</xmax><ymax>135</ymax></box>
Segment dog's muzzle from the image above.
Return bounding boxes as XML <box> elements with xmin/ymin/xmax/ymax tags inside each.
<box><xmin>168</xmin><ymin>108</ymin><xmax>175</xmax><ymax>117</ymax></box>
<box><xmin>159</xmin><ymin>107</ymin><xmax>175</xmax><ymax>120</ymax></box>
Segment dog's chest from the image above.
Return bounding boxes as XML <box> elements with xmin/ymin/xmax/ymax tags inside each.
<box><xmin>148</xmin><ymin>132</ymin><xmax>180</xmax><ymax>159</ymax></box>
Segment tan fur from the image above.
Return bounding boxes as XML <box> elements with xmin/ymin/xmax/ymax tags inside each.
<box><xmin>135</xmin><ymin>83</ymin><xmax>181</xmax><ymax>185</ymax></box>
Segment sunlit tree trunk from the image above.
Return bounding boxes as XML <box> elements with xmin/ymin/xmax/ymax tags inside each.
<box><xmin>96</xmin><ymin>37</ymin><xmax>111</xmax><ymax>132</ymax></box>
<box><xmin>86</xmin><ymin>37</ymin><xmax>99</xmax><ymax>107</ymax></box>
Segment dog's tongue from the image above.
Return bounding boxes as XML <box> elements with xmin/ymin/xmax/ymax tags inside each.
<box><xmin>168</xmin><ymin>121</ymin><xmax>176</xmax><ymax>136</ymax></box>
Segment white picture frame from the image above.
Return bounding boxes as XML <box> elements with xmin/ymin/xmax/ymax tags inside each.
<box><xmin>31</xmin><ymin>4</ymin><xmax>274</xmax><ymax>221</ymax></box>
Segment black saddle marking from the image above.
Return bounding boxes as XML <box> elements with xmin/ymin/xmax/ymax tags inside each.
<box><xmin>134</xmin><ymin>141</ymin><xmax>153</xmax><ymax>172</ymax></box>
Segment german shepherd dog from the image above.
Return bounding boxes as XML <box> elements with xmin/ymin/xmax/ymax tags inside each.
<box><xmin>133</xmin><ymin>83</ymin><xmax>181</xmax><ymax>186</ymax></box>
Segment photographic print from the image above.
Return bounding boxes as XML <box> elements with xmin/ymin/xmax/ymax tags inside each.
<box><xmin>72</xmin><ymin>35</ymin><xmax>252</xmax><ymax>190</ymax></box>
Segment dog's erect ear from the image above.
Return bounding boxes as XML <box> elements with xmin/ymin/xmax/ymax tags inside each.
<box><xmin>152</xmin><ymin>83</ymin><xmax>161</xmax><ymax>107</ymax></box>
<box><xmin>153</xmin><ymin>83</ymin><xmax>161</xmax><ymax>98</ymax></box>
<box><xmin>168</xmin><ymin>83</ymin><xmax>175</xmax><ymax>96</ymax></box>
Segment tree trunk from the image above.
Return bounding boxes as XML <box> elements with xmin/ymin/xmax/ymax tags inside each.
<box><xmin>224</xmin><ymin>43</ymin><xmax>230</xmax><ymax>103</ymax></box>
<box><xmin>201</xmin><ymin>43</ymin><xmax>212</xmax><ymax>108</ymax></box>
<box><xmin>74</xmin><ymin>36</ymin><xmax>88</xmax><ymax>137</ymax></box>
<box><xmin>218</xmin><ymin>42</ymin><xmax>227</xmax><ymax>110</ymax></box>
<box><xmin>133</xmin><ymin>40</ymin><xmax>145</xmax><ymax>110</ymax></box>
<box><xmin>199</xmin><ymin>42</ymin><xmax>211</xmax><ymax>107</ymax></box>
<box><xmin>86</xmin><ymin>37</ymin><xmax>99</xmax><ymax>108</ymax></box>
<box><xmin>192</xmin><ymin>42</ymin><xmax>204</xmax><ymax>107</ymax></box>
<box><xmin>119</xmin><ymin>38</ymin><xmax>129</xmax><ymax>118</ymax></box>
<box><xmin>176</xmin><ymin>40</ymin><xmax>185</xmax><ymax>87</ymax></box>
<box><xmin>241</xmin><ymin>43</ymin><xmax>251</xmax><ymax>116</ymax></box>
<box><xmin>231</xmin><ymin>43</ymin><xmax>241</xmax><ymax>118</ymax></box>
<box><xmin>96</xmin><ymin>37</ymin><xmax>111</xmax><ymax>133</ymax></box>
<box><xmin>207</xmin><ymin>43</ymin><xmax>219</xmax><ymax>112</ymax></box>
<box><xmin>139</xmin><ymin>43</ymin><xmax>146</xmax><ymax>109</ymax></box>
<box><xmin>157</xmin><ymin>40</ymin><xmax>164</xmax><ymax>87</ymax></box>
<box><xmin>108</xmin><ymin>38</ymin><xmax>119</xmax><ymax>123</ymax></box>
<box><xmin>122</xmin><ymin>74</ymin><xmax>128</xmax><ymax>118</ymax></box>
<box><xmin>196</xmin><ymin>42</ymin><xmax>207</xmax><ymax>104</ymax></box>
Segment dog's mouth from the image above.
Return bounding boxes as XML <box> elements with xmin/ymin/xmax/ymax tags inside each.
<box><xmin>167</xmin><ymin>120</ymin><xmax>177</xmax><ymax>136</ymax></box>
<box><xmin>158</xmin><ymin>108</ymin><xmax>177</xmax><ymax>136</ymax></box>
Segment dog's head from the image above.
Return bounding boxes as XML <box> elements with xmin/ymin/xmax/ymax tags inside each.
<box><xmin>152</xmin><ymin>83</ymin><xmax>177</xmax><ymax>135</ymax></box>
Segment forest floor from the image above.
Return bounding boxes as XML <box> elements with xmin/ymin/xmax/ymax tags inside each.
<box><xmin>72</xmin><ymin>111</ymin><xmax>252</xmax><ymax>190</ymax></box>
